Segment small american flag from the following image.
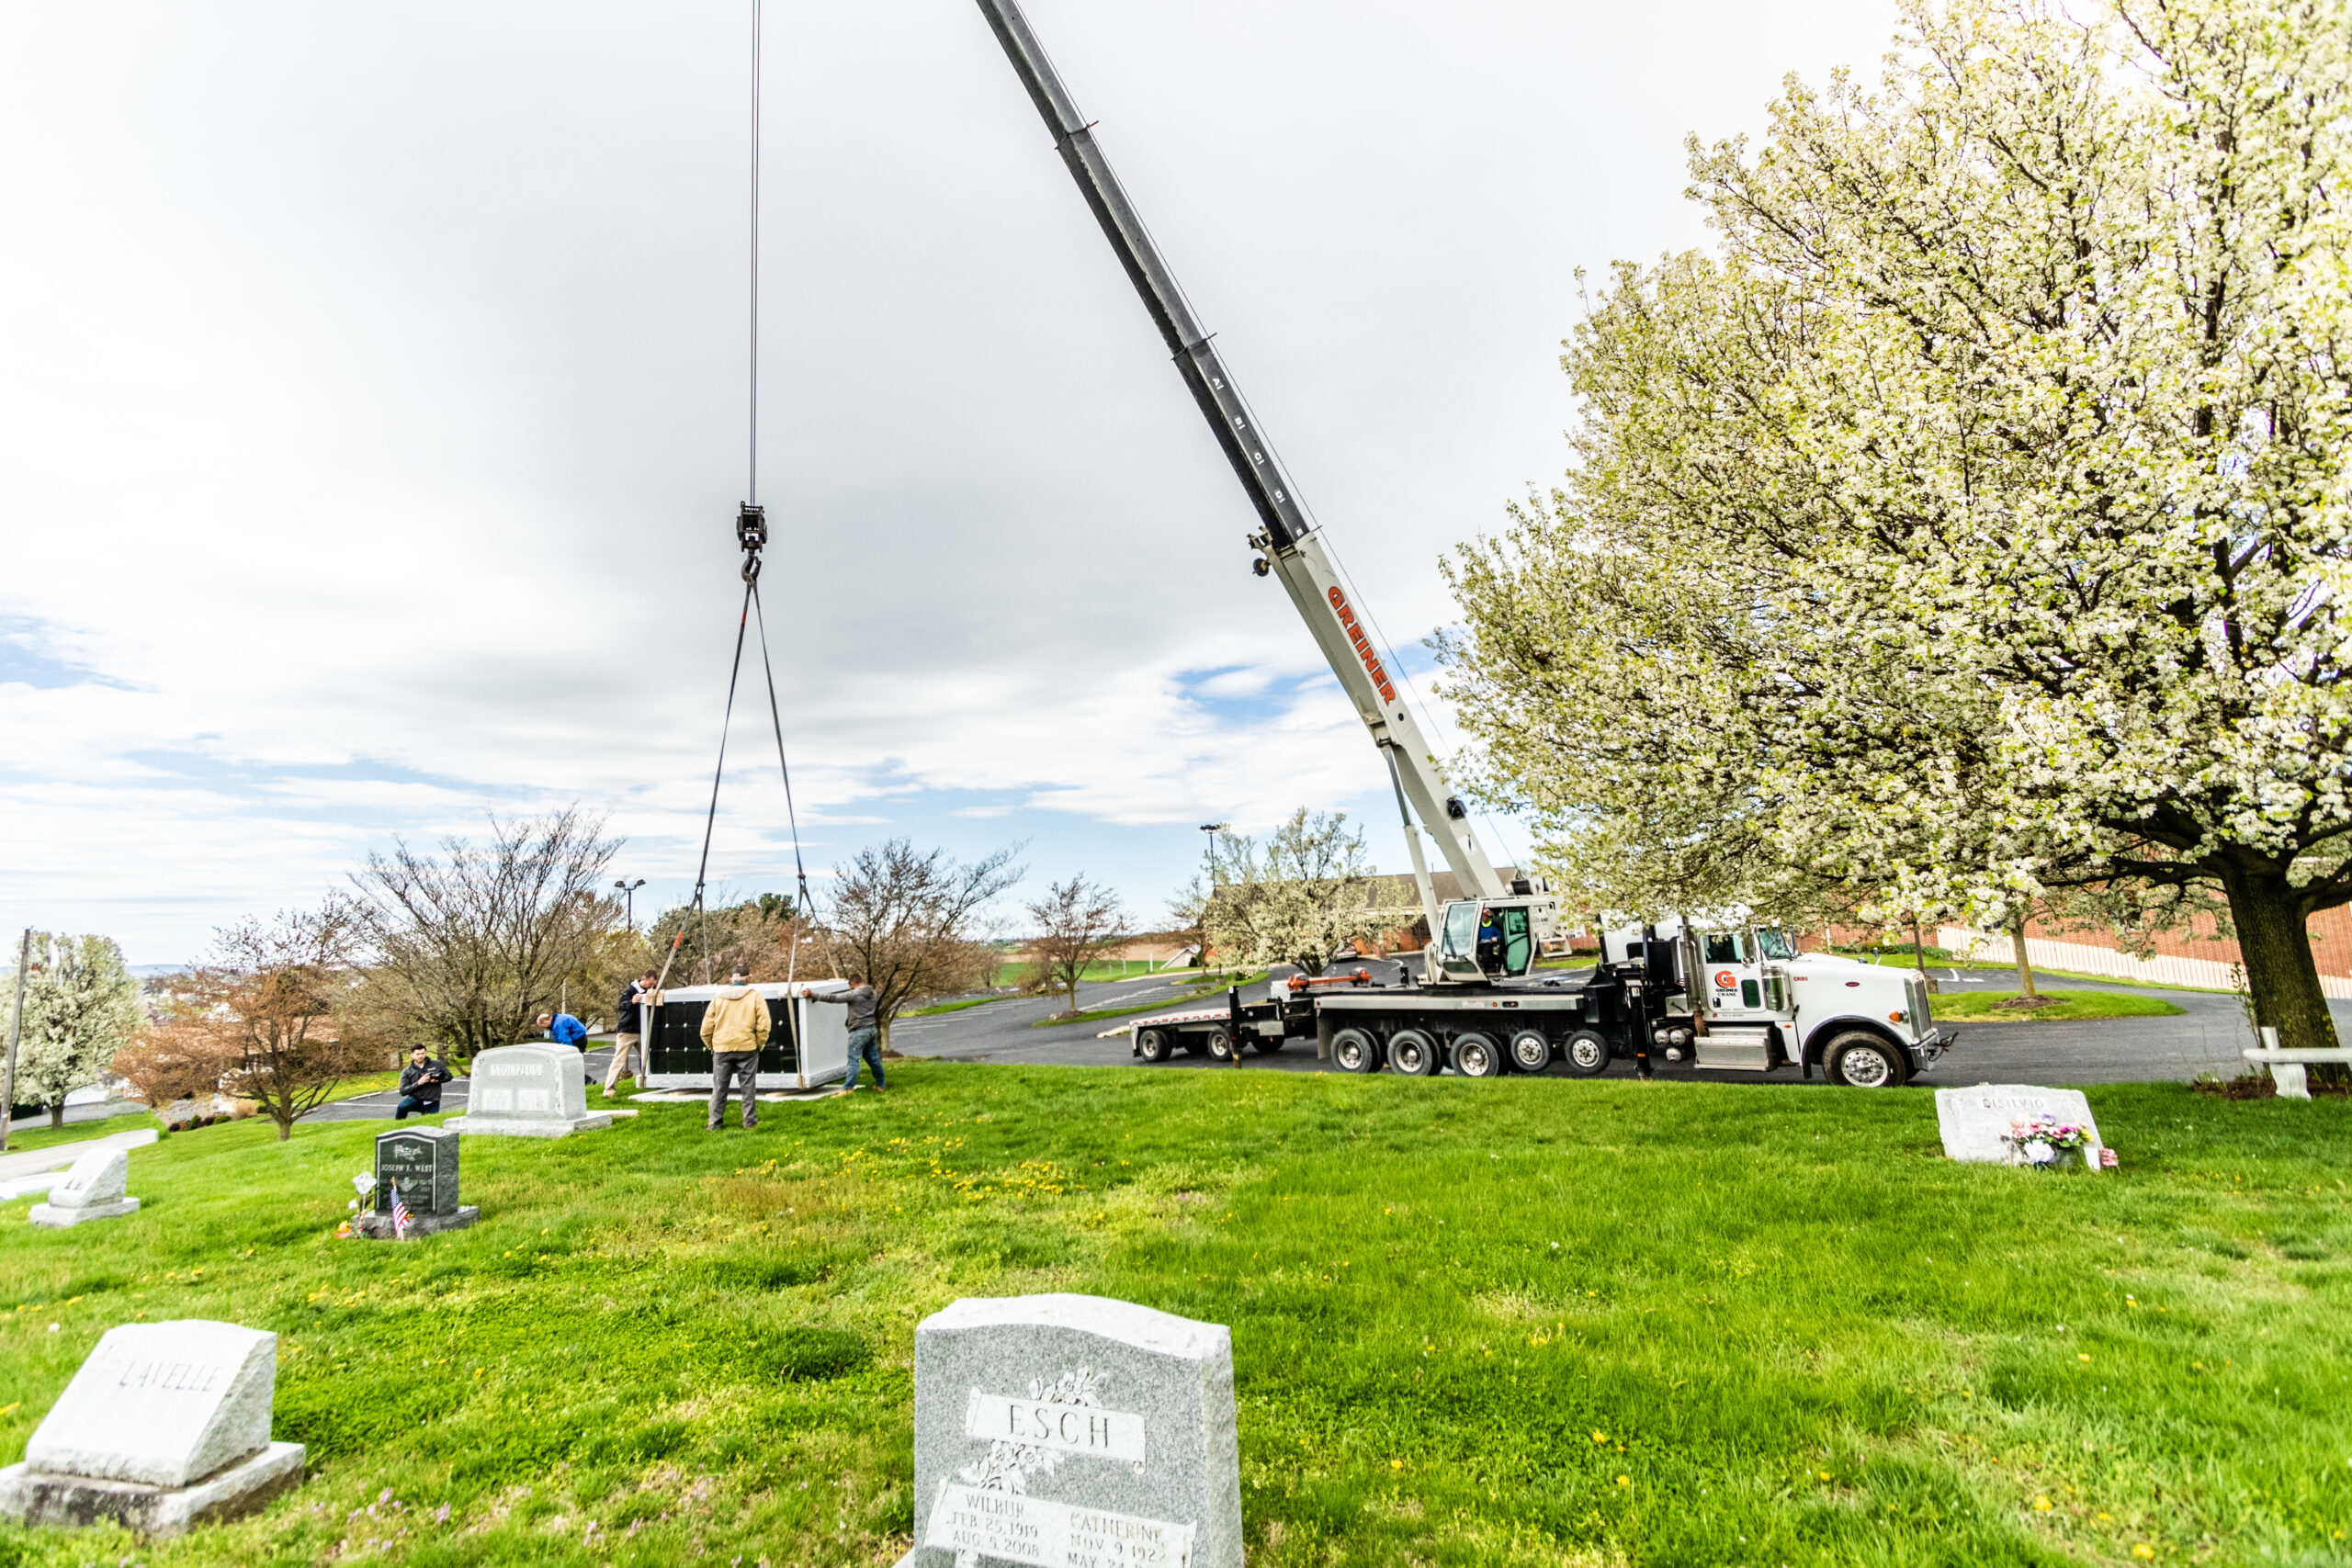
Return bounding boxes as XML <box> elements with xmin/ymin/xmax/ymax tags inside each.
<box><xmin>391</xmin><ymin>1188</ymin><xmax>413</xmax><ymax>1241</ymax></box>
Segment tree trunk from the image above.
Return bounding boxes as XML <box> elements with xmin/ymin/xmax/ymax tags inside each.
<box><xmin>276</xmin><ymin>1112</ymin><xmax>293</xmax><ymax>1142</ymax></box>
<box><xmin>2219</xmin><ymin>864</ymin><xmax>2338</xmax><ymax>1054</ymax></box>
<box><xmin>1908</xmin><ymin>919</ymin><xmax>1937</xmax><ymax>995</ymax></box>
<box><xmin>2010</xmin><ymin>918</ymin><xmax>2038</xmax><ymax>998</ymax></box>
<box><xmin>49</xmin><ymin>1102</ymin><xmax>64</xmax><ymax>1129</ymax></box>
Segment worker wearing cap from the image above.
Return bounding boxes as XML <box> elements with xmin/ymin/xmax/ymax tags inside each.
<box><xmin>699</xmin><ymin>965</ymin><xmax>769</xmax><ymax>1130</ymax></box>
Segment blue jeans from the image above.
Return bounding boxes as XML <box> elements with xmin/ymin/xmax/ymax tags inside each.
<box><xmin>394</xmin><ymin>1095</ymin><xmax>437</xmax><ymax>1120</ymax></box>
<box><xmin>843</xmin><ymin>1027</ymin><xmax>885</xmax><ymax>1089</ymax></box>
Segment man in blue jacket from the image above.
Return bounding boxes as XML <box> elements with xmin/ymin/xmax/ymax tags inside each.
<box><xmin>537</xmin><ymin>1010</ymin><xmax>589</xmax><ymax>1050</ymax></box>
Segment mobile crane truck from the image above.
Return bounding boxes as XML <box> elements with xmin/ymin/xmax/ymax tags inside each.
<box><xmin>972</xmin><ymin>0</ymin><xmax>1951</xmax><ymax>1088</ymax></box>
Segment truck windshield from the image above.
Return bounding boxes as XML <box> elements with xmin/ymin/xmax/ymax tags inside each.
<box><xmin>1756</xmin><ymin>928</ymin><xmax>1796</xmax><ymax>961</ymax></box>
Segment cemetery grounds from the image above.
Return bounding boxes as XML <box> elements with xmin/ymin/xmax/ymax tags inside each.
<box><xmin>0</xmin><ymin>1066</ymin><xmax>2346</xmax><ymax>1567</ymax></box>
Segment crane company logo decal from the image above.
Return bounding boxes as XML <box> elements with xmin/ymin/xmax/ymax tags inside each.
<box><xmin>1713</xmin><ymin>970</ymin><xmax>1738</xmax><ymax>990</ymax></box>
<box><xmin>1326</xmin><ymin>586</ymin><xmax>1399</xmax><ymax>704</ymax></box>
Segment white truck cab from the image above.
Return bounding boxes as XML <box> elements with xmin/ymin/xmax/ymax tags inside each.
<box><xmin>1600</xmin><ymin>918</ymin><xmax>1949</xmax><ymax>1087</ymax></box>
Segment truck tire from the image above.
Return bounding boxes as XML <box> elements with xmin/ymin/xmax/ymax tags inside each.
<box><xmin>1251</xmin><ymin>1035</ymin><xmax>1286</xmax><ymax>1055</ymax></box>
<box><xmin>1387</xmin><ymin>1028</ymin><xmax>1440</xmax><ymax>1077</ymax></box>
<box><xmin>1508</xmin><ymin>1029</ymin><xmax>1553</xmax><ymax>1074</ymax></box>
<box><xmin>1560</xmin><ymin>1029</ymin><xmax>1611</xmax><ymax>1077</ymax></box>
<box><xmin>1204</xmin><ymin>1028</ymin><xmax>1237</xmax><ymax>1063</ymax></box>
<box><xmin>1825</xmin><ymin>1031</ymin><xmax>1909</xmax><ymax>1088</ymax></box>
<box><xmin>1452</xmin><ymin>1032</ymin><xmax>1504</xmax><ymax>1078</ymax></box>
<box><xmin>1330</xmin><ymin>1027</ymin><xmax>1380</xmax><ymax>1074</ymax></box>
<box><xmin>1136</xmin><ymin>1029</ymin><xmax>1170</xmax><ymax>1064</ymax></box>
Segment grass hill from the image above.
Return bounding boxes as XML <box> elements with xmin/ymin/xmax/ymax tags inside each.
<box><xmin>2</xmin><ymin>1066</ymin><xmax>2346</xmax><ymax>1566</ymax></box>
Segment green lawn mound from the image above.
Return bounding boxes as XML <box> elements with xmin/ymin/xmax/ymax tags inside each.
<box><xmin>1935</xmin><ymin>988</ymin><xmax>2188</xmax><ymax>1022</ymax></box>
<box><xmin>2</xmin><ymin>1066</ymin><xmax>2345</xmax><ymax>1566</ymax></box>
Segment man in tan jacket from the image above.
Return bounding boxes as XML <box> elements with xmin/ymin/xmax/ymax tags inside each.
<box><xmin>698</xmin><ymin>965</ymin><xmax>770</xmax><ymax>1131</ymax></box>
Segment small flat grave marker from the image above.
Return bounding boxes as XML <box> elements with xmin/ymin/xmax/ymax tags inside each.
<box><xmin>899</xmin><ymin>1292</ymin><xmax>1241</xmax><ymax>1568</ymax></box>
<box><xmin>446</xmin><ymin>1042</ymin><xmax>612</xmax><ymax>1138</ymax></box>
<box><xmin>0</xmin><ymin>1319</ymin><xmax>305</xmax><ymax>1537</ymax></box>
<box><xmin>28</xmin><ymin>1145</ymin><xmax>141</xmax><ymax>1228</ymax></box>
<box><xmin>356</xmin><ymin>1126</ymin><xmax>478</xmax><ymax>1239</ymax></box>
<box><xmin>1935</xmin><ymin>1083</ymin><xmax>2105</xmax><ymax>1168</ymax></box>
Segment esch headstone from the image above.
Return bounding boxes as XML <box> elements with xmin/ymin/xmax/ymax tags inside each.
<box><xmin>445</xmin><ymin>1042</ymin><xmax>611</xmax><ymax>1138</ymax></box>
<box><xmin>899</xmin><ymin>1293</ymin><xmax>1241</xmax><ymax>1568</ymax></box>
<box><xmin>1935</xmin><ymin>1083</ymin><xmax>2106</xmax><ymax>1168</ymax></box>
<box><xmin>356</xmin><ymin>1125</ymin><xmax>478</xmax><ymax>1239</ymax></box>
<box><xmin>0</xmin><ymin>1320</ymin><xmax>305</xmax><ymax>1537</ymax></box>
<box><xmin>28</xmin><ymin>1145</ymin><xmax>141</xmax><ymax>1228</ymax></box>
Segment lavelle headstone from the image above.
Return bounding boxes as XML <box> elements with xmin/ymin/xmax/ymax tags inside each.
<box><xmin>445</xmin><ymin>1042</ymin><xmax>612</xmax><ymax>1138</ymax></box>
<box><xmin>0</xmin><ymin>1320</ymin><xmax>305</xmax><ymax>1537</ymax></box>
<box><xmin>29</xmin><ymin>1146</ymin><xmax>141</xmax><ymax>1228</ymax></box>
<box><xmin>899</xmin><ymin>1293</ymin><xmax>1241</xmax><ymax>1568</ymax></box>
<box><xmin>1935</xmin><ymin>1083</ymin><xmax>2106</xmax><ymax>1168</ymax></box>
<box><xmin>355</xmin><ymin>1125</ymin><xmax>478</xmax><ymax>1239</ymax></box>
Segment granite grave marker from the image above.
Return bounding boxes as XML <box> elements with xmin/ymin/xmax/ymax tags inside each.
<box><xmin>899</xmin><ymin>1293</ymin><xmax>1241</xmax><ymax>1568</ymax></box>
<box><xmin>28</xmin><ymin>1145</ymin><xmax>141</xmax><ymax>1228</ymax></box>
<box><xmin>0</xmin><ymin>1319</ymin><xmax>305</xmax><ymax>1536</ymax></box>
<box><xmin>1935</xmin><ymin>1083</ymin><xmax>2105</xmax><ymax>1168</ymax></box>
<box><xmin>356</xmin><ymin>1125</ymin><xmax>478</xmax><ymax>1239</ymax></box>
<box><xmin>445</xmin><ymin>1042</ymin><xmax>611</xmax><ymax>1138</ymax></box>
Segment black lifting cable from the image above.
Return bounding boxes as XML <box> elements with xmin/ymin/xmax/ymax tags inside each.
<box><xmin>654</xmin><ymin>0</ymin><xmax>817</xmax><ymax>996</ymax></box>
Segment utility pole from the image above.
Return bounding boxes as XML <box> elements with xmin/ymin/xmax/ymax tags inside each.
<box><xmin>1197</xmin><ymin>824</ymin><xmax>1227</xmax><ymax>976</ymax></box>
<box><xmin>2</xmin><ymin>929</ymin><xmax>30</xmax><ymax>1154</ymax></box>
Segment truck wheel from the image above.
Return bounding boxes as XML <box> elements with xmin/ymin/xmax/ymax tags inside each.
<box><xmin>1825</xmin><ymin>1032</ymin><xmax>1909</xmax><ymax>1088</ymax></box>
<box><xmin>1204</xmin><ymin>1028</ymin><xmax>1236</xmax><ymax>1063</ymax></box>
<box><xmin>1508</xmin><ymin>1029</ymin><xmax>1553</xmax><ymax>1074</ymax></box>
<box><xmin>1452</xmin><ymin>1032</ymin><xmax>1504</xmax><ymax>1078</ymax></box>
<box><xmin>1251</xmin><ymin>1036</ymin><xmax>1286</xmax><ymax>1055</ymax></box>
<box><xmin>1387</xmin><ymin>1028</ymin><xmax>1440</xmax><ymax>1077</ymax></box>
<box><xmin>1330</xmin><ymin>1027</ymin><xmax>1380</xmax><ymax>1074</ymax></box>
<box><xmin>1136</xmin><ymin>1029</ymin><xmax>1170</xmax><ymax>1064</ymax></box>
<box><xmin>1560</xmin><ymin>1029</ymin><xmax>1611</xmax><ymax>1077</ymax></box>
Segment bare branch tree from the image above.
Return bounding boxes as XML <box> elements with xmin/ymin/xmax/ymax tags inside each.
<box><xmin>821</xmin><ymin>840</ymin><xmax>1023</xmax><ymax>1050</ymax></box>
<box><xmin>354</xmin><ymin>807</ymin><xmax>622</xmax><ymax>1062</ymax></box>
<box><xmin>1026</xmin><ymin>876</ymin><xmax>1126</xmax><ymax>1018</ymax></box>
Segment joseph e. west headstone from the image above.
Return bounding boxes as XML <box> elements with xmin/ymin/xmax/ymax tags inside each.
<box><xmin>899</xmin><ymin>1293</ymin><xmax>1241</xmax><ymax>1568</ymax></box>
<box><xmin>356</xmin><ymin>1125</ymin><xmax>478</xmax><ymax>1238</ymax></box>
<box><xmin>0</xmin><ymin>1320</ymin><xmax>305</xmax><ymax>1536</ymax></box>
<box><xmin>28</xmin><ymin>1145</ymin><xmax>140</xmax><ymax>1227</ymax></box>
<box><xmin>445</xmin><ymin>1042</ymin><xmax>611</xmax><ymax>1138</ymax></box>
<box><xmin>1935</xmin><ymin>1083</ymin><xmax>2105</xmax><ymax>1167</ymax></box>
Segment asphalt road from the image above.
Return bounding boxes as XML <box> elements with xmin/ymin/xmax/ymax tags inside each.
<box><xmin>891</xmin><ymin>961</ymin><xmax>2343</xmax><ymax>1088</ymax></box>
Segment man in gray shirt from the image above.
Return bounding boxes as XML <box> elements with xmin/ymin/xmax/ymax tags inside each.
<box><xmin>811</xmin><ymin>977</ymin><xmax>885</xmax><ymax>1094</ymax></box>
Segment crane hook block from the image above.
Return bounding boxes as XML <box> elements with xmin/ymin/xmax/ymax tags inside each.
<box><xmin>736</xmin><ymin>502</ymin><xmax>768</xmax><ymax>554</ymax></box>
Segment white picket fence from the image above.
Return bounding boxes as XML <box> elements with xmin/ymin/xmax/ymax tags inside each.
<box><xmin>1939</xmin><ymin>926</ymin><xmax>2352</xmax><ymax>999</ymax></box>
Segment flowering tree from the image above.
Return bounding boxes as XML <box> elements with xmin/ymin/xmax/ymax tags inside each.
<box><xmin>5</xmin><ymin>933</ymin><xmax>141</xmax><ymax>1128</ymax></box>
<box><xmin>1441</xmin><ymin>0</ymin><xmax>2352</xmax><ymax>1048</ymax></box>
<box><xmin>1204</xmin><ymin>809</ymin><xmax>1385</xmax><ymax>975</ymax></box>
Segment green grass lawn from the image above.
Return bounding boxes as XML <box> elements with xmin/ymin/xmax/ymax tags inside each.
<box><xmin>1933</xmin><ymin>990</ymin><xmax>2190</xmax><ymax>1022</ymax></box>
<box><xmin>2</xmin><ymin>1069</ymin><xmax>2346</xmax><ymax>1566</ymax></box>
<box><xmin>1</xmin><ymin>1110</ymin><xmax>160</xmax><ymax>1157</ymax></box>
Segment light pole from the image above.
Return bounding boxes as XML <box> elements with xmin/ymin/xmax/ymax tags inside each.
<box><xmin>1197</xmin><ymin>823</ymin><xmax>1227</xmax><ymax>975</ymax></box>
<box><xmin>614</xmin><ymin>878</ymin><xmax>646</xmax><ymax>931</ymax></box>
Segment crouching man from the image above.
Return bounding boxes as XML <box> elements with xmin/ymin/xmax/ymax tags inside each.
<box><xmin>396</xmin><ymin>1044</ymin><xmax>452</xmax><ymax>1120</ymax></box>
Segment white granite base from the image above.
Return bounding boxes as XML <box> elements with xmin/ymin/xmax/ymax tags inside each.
<box><xmin>444</xmin><ymin>1112</ymin><xmax>612</xmax><ymax>1138</ymax></box>
<box><xmin>0</xmin><ymin>1441</ymin><xmax>304</xmax><ymax>1537</ymax></box>
<box><xmin>28</xmin><ymin>1197</ymin><xmax>140</xmax><ymax>1228</ymax></box>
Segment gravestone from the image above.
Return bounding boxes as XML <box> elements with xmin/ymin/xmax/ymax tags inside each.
<box><xmin>0</xmin><ymin>1320</ymin><xmax>305</xmax><ymax>1537</ymax></box>
<box><xmin>899</xmin><ymin>1293</ymin><xmax>1241</xmax><ymax>1568</ymax></box>
<box><xmin>445</xmin><ymin>1042</ymin><xmax>611</xmax><ymax>1138</ymax></box>
<box><xmin>1935</xmin><ymin>1083</ymin><xmax>2106</xmax><ymax>1168</ymax></box>
<box><xmin>28</xmin><ymin>1146</ymin><xmax>141</xmax><ymax>1228</ymax></box>
<box><xmin>355</xmin><ymin>1125</ymin><xmax>478</xmax><ymax>1239</ymax></box>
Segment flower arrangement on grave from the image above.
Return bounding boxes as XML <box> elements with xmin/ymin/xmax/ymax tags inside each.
<box><xmin>2001</xmin><ymin>1115</ymin><xmax>2094</xmax><ymax>1168</ymax></box>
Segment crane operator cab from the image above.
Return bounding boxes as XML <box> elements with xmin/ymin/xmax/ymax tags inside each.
<box><xmin>1431</xmin><ymin>887</ymin><xmax>1563</xmax><ymax>984</ymax></box>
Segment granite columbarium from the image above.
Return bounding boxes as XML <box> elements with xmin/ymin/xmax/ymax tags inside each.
<box><xmin>0</xmin><ymin>1320</ymin><xmax>305</xmax><ymax>1536</ymax></box>
<box><xmin>28</xmin><ymin>1145</ymin><xmax>140</xmax><ymax>1228</ymax></box>
<box><xmin>356</xmin><ymin>1125</ymin><xmax>478</xmax><ymax>1238</ymax></box>
<box><xmin>899</xmin><ymin>1293</ymin><xmax>1241</xmax><ymax>1568</ymax></box>
<box><xmin>445</xmin><ymin>1042</ymin><xmax>612</xmax><ymax>1137</ymax></box>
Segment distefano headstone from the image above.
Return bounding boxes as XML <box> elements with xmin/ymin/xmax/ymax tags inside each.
<box><xmin>899</xmin><ymin>1294</ymin><xmax>1241</xmax><ymax>1568</ymax></box>
<box><xmin>28</xmin><ymin>1146</ymin><xmax>141</xmax><ymax>1228</ymax></box>
<box><xmin>0</xmin><ymin>1320</ymin><xmax>305</xmax><ymax>1537</ymax></box>
<box><xmin>445</xmin><ymin>1042</ymin><xmax>612</xmax><ymax>1138</ymax></box>
<box><xmin>1935</xmin><ymin>1083</ymin><xmax>2105</xmax><ymax>1168</ymax></box>
<box><xmin>356</xmin><ymin>1125</ymin><xmax>478</xmax><ymax>1239</ymax></box>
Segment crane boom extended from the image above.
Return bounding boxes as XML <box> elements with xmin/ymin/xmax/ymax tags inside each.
<box><xmin>972</xmin><ymin>0</ymin><xmax>1509</xmax><ymax>918</ymax></box>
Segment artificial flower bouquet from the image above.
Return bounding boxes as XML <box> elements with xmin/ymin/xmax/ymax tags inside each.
<box><xmin>2002</xmin><ymin>1114</ymin><xmax>2098</xmax><ymax>1168</ymax></box>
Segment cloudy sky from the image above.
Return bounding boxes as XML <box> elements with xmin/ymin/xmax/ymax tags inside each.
<box><xmin>1</xmin><ymin>0</ymin><xmax>1897</xmax><ymax>964</ymax></box>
